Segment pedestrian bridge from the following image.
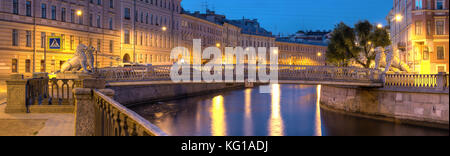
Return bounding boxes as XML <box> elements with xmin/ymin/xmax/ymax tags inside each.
<box><xmin>97</xmin><ymin>65</ymin><xmax>384</xmax><ymax>87</ymax></box>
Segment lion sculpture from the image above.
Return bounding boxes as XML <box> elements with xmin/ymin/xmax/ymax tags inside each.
<box><xmin>58</xmin><ymin>44</ymin><xmax>96</xmax><ymax>73</ymax></box>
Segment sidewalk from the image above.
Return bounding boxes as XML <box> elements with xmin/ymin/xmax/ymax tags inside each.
<box><xmin>0</xmin><ymin>104</ymin><xmax>75</xmax><ymax>136</ymax></box>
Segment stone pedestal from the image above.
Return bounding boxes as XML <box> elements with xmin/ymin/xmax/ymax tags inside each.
<box><xmin>5</xmin><ymin>74</ymin><xmax>28</xmax><ymax>113</ymax></box>
<box><xmin>74</xmin><ymin>88</ymin><xmax>114</xmax><ymax>136</ymax></box>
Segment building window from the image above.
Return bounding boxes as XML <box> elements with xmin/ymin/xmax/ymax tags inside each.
<box><xmin>41</xmin><ymin>32</ymin><xmax>46</xmax><ymax>48</ymax></box>
<box><xmin>89</xmin><ymin>14</ymin><xmax>93</xmax><ymax>26</ymax></box>
<box><xmin>70</xmin><ymin>9</ymin><xmax>75</xmax><ymax>23</ymax></box>
<box><xmin>60</xmin><ymin>61</ymin><xmax>65</xmax><ymax>70</ymax></box>
<box><xmin>437</xmin><ymin>46</ymin><xmax>444</xmax><ymax>60</ymax></box>
<box><xmin>415</xmin><ymin>21</ymin><xmax>422</xmax><ymax>35</ymax></box>
<box><xmin>423</xmin><ymin>47</ymin><xmax>429</xmax><ymax>60</ymax></box>
<box><xmin>110</xmin><ymin>0</ymin><xmax>114</xmax><ymax>8</ymax></box>
<box><xmin>426</xmin><ymin>20</ymin><xmax>432</xmax><ymax>35</ymax></box>
<box><xmin>124</xmin><ymin>30</ymin><xmax>130</xmax><ymax>44</ymax></box>
<box><xmin>437</xmin><ymin>65</ymin><xmax>446</xmax><ymax>73</ymax></box>
<box><xmin>109</xmin><ymin>17</ymin><xmax>113</xmax><ymax>30</ymax></box>
<box><xmin>436</xmin><ymin>21</ymin><xmax>445</xmax><ymax>35</ymax></box>
<box><xmin>415</xmin><ymin>0</ymin><xmax>423</xmax><ymax>9</ymax></box>
<box><xmin>124</xmin><ymin>8</ymin><xmax>130</xmax><ymax>19</ymax></box>
<box><xmin>51</xmin><ymin>6</ymin><xmax>56</xmax><ymax>20</ymax></box>
<box><xmin>25</xmin><ymin>59</ymin><xmax>31</xmax><ymax>73</ymax></box>
<box><xmin>42</xmin><ymin>4</ymin><xmax>47</xmax><ymax>19</ymax></box>
<box><xmin>97</xmin><ymin>15</ymin><xmax>101</xmax><ymax>28</ymax></box>
<box><xmin>13</xmin><ymin>0</ymin><xmax>18</xmax><ymax>15</ymax></box>
<box><xmin>61</xmin><ymin>8</ymin><xmax>66</xmax><ymax>22</ymax></box>
<box><xmin>61</xmin><ymin>34</ymin><xmax>65</xmax><ymax>49</ymax></box>
<box><xmin>97</xmin><ymin>39</ymin><xmax>101</xmax><ymax>52</ymax></box>
<box><xmin>109</xmin><ymin>40</ymin><xmax>114</xmax><ymax>53</ymax></box>
<box><xmin>79</xmin><ymin>14</ymin><xmax>84</xmax><ymax>25</ymax></box>
<box><xmin>26</xmin><ymin>31</ymin><xmax>32</xmax><ymax>47</ymax></box>
<box><xmin>436</xmin><ymin>0</ymin><xmax>444</xmax><ymax>10</ymax></box>
<box><xmin>40</xmin><ymin>60</ymin><xmax>45</xmax><ymax>72</ymax></box>
<box><xmin>70</xmin><ymin>35</ymin><xmax>74</xmax><ymax>50</ymax></box>
<box><xmin>12</xmin><ymin>59</ymin><xmax>18</xmax><ymax>73</ymax></box>
<box><xmin>26</xmin><ymin>1</ymin><xmax>32</xmax><ymax>17</ymax></box>
<box><xmin>12</xmin><ymin>29</ymin><xmax>18</xmax><ymax>46</ymax></box>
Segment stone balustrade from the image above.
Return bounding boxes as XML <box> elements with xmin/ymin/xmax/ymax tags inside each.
<box><xmin>384</xmin><ymin>73</ymin><xmax>449</xmax><ymax>92</ymax></box>
<box><xmin>97</xmin><ymin>65</ymin><xmax>384</xmax><ymax>83</ymax></box>
<box><xmin>73</xmin><ymin>88</ymin><xmax>167</xmax><ymax>136</ymax></box>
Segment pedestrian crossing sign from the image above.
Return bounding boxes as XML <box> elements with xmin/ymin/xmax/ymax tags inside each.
<box><xmin>48</xmin><ymin>36</ymin><xmax>62</xmax><ymax>50</ymax></box>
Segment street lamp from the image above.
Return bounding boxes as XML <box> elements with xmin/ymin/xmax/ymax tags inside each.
<box><xmin>162</xmin><ymin>26</ymin><xmax>167</xmax><ymax>31</ymax></box>
<box><xmin>317</xmin><ymin>52</ymin><xmax>322</xmax><ymax>57</ymax></box>
<box><xmin>216</xmin><ymin>43</ymin><xmax>221</xmax><ymax>47</ymax></box>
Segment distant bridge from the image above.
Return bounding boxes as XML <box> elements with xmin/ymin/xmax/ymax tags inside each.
<box><xmin>98</xmin><ymin>65</ymin><xmax>385</xmax><ymax>87</ymax></box>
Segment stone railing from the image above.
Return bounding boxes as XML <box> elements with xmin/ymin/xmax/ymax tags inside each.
<box><xmin>97</xmin><ymin>65</ymin><xmax>383</xmax><ymax>83</ymax></box>
<box><xmin>384</xmin><ymin>73</ymin><xmax>449</xmax><ymax>92</ymax></box>
<box><xmin>278</xmin><ymin>65</ymin><xmax>383</xmax><ymax>82</ymax></box>
<box><xmin>73</xmin><ymin>88</ymin><xmax>167</xmax><ymax>136</ymax></box>
<box><xmin>97</xmin><ymin>66</ymin><xmax>171</xmax><ymax>82</ymax></box>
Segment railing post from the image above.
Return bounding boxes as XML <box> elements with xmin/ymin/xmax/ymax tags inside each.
<box><xmin>436</xmin><ymin>72</ymin><xmax>445</xmax><ymax>91</ymax></box>
<box><xmin>5</xmin><ymin>74</ymin><xmax>28</xmax><ymax>113</ymax></box>
<box><xmin>74</xmin><ymin>88</ymin><xmax>94</xmax><ymax>136</ymax></box>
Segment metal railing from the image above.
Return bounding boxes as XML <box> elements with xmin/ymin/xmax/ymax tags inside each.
<box><xmin>26</xmin><ymin>78</ymin><xmax>82</xmax><ymax>106</ymax></box>
<box><xmin>93</xmin><ymin>90</ymin><xmax>167</xmax><ymax>136</ymax></box>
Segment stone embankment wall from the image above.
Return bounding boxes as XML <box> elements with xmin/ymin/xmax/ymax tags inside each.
<box><xmin>107</xmin><ymin>82</ymin><xmax>244</xmax><ymax>106</ymax></box>
<box><xmin>320</xmin><ymin>85</ymin><xmax>449</xmax><ymax>129</ymax></box>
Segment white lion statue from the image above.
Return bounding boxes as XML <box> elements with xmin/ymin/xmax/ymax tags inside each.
<box><xmin>59</xmin><ymin>44</ymin><xmax>96</xmax><ymax>73</ymax></box>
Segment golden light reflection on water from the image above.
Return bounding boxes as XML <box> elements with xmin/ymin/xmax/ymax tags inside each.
<box><xmin>314</xmin><ymin>85</ymin><xmax>323</xmax><ymax>136</ymax></box>
<box><xmin>244</xmin><ymin>89</ymin><xmax>253</xmax><ymax>136</ymax></box>
<box><xmin>268</xmin><ymin>84</ymin><xmax>284</xmax><ymax>136</ymax></box>
<box><xmin>211</xmin><ymin>95</ymin><xmax>227</xmax><ymax>136</ymax></box>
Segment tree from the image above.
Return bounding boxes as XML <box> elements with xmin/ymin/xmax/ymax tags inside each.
<box><xmin>326</xmin><ymin>20</ymin><xmax>391</xmax><ymax>68</ymax></box>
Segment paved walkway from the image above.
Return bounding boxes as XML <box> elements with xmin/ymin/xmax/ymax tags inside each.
<box><xmin>0</xmin><ymin>104</ymin><xmax>75</xmax><ymax>136</ymax></box>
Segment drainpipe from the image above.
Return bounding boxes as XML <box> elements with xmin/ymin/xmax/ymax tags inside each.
<box><xmin>33</xmin><ymin>1</ymin><xmax>36</xmax><ymax>73</ymax></box>
<box><xmin>133</xmin><ymin>0</ymin><xmax>136</xmax><ymax>63</ymax></box>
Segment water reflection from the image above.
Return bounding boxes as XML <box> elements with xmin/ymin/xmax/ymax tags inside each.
<box><xmin>211</xmin><ymin>95</ymin><xmax>226</xmax><ymax>136</ymax></box>
<box><xmin>314</xmin><ymin>85</ymin><xmax>322</xmax><ymax>136</ymax></box>
<box><xmin>269</xmin><ymin>84</ymin><xmax>284</xmax><ymax>136</ymax></box>
<box><xmin>131</xmin><ymin>84</ymin><xmax>449</xmax><ymax>136</ymax></box>
<box><xmin>244</xmin><ymin>89</ymin><xmax>253</xmax><ymax>136</ymax></box>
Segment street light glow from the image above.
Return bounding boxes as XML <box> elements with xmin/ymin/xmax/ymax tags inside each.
<box><xmin>162</xmin><ymin>26</ymin><xmax>167</xmax><ymax>31</ymax></box>
<box><xmin>216</xmin><ymin>43</ymin><xmax>221</xmax><ymax>47</ymax></box>
<box><xmin>395</xmin><ymin>14</ymin><xmax>403</xmax><ymax>22</ymax></box>
<box><xmin>377</xmin><ymin>23</ymin><xmax>383</xmax><ymax>29</ymax></box>
<box><xmin>317</xmin><ymin>52</ymin><xmax>322</xmax><ymax>57</ymax></box>
<box><xmin>76</xmin><ymin>10</ymin><xmax>83</xmax><ymax>16</ymax></box>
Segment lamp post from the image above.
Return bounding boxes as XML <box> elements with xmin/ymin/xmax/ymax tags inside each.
<box><xmin>393</xmin><ymin>13</ymin><xmax>411</xmax><ymax>72</ymax></box>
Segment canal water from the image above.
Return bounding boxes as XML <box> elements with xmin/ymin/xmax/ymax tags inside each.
<box><xmin>131</xmin><ymin>84</ymin><xmax>449</xmax><ymax>136</ymax></box>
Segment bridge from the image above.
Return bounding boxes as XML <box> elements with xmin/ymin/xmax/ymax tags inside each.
<box><xmin>97</xmin><ymin>65</ymin><xmax>385</xmax><ymax>87</ymax></box>
<box><xmin>4</xmin><ymin>65</ymin><xmax>448</xmax><ymax>136</ymax></box>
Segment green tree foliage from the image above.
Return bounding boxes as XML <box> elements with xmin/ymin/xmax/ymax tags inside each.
<box><xmin>326</xmin><ymin>21</ymin><xmax>391</xmax><ymax>68</ymax></box>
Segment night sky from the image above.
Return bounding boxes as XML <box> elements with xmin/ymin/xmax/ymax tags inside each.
<box><xmin>181</xmin><ymin>0</ymin><xmax>393</xmax><ymax>35</ymax></box>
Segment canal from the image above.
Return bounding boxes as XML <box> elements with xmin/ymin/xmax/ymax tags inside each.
<box><xmin>131</xmin><ymin>84</ymin><xmax>449</xmax><ymax>136</ymax></box>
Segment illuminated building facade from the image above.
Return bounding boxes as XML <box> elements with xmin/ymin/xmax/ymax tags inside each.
<box><xmin>0</xmin><ymin>0</ymin><xmax>326</xmax><ymax>78</ymax></box>
<box><xmin>388</xmin><ymin>0</ymin><xmax>449</xmax><ymax>74</ymax></box>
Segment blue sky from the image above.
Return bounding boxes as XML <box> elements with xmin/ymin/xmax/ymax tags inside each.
<box><xmin>181</xmin><ymin>0</ymin><xmax>393</xmax><ymax>35</ymax></box>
